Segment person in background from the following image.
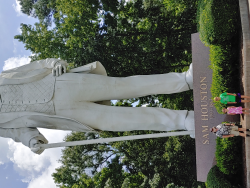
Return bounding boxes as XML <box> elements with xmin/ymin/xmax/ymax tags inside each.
<box><xmin>222</xmin><ymin>106</ymin><xmax>250</xmax><ymax>115</ymax></box>
<box><xmin>214</xmin><ymin>92</ymin><xmax>250</xmax><ymax>105</ymax></box>
<box><xmin>211</xmin><ymin>122</ymin><xmax>250</xmax><ymax>138</ymax></box>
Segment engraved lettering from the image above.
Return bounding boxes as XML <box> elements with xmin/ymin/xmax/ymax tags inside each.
<box><xmin>202</xmin><ymin>140</ymin><xmax>209</xmax><ymax>144</ymax></box>
<box><xmin>202</xmin><ymin>126</ymin><xmax>209</xmax><ymax>132</ymax></box>
<box><xmin>201</xmin><ymin>95</ymin><xmax>207</xmax><ymax>101</ymax></box>
<box><xmin>200</xmin><ymin>77</ymin><xmax>207</xmax><ymax>83</ymax></box>
<box><xmin>200</xmin><ymin>83</ymin><xmax>207</xmax><ymax>90</ymax></box>
<box><xmin>203</xmin><ymin>134</ymin><xmax>209</xmax><ymax>139</ymax></box>
<box><xmin>201</xmin><ymin>115</ymin><xmax>208</xmax><ymax>121</ymax></box>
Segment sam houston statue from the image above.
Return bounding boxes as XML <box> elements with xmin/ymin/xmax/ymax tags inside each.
<box><xmin>0</xmin><ymin>58</ymin><xmax>194</xmax><ymax>154</ymax></box>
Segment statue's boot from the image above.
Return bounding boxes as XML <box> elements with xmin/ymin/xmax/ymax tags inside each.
<box><xmin>185</xmin><ymin>63</ymin><xmax>193</xmax><ymax>90</ymax></box>
<box><xmin>184</xmin><ymin>111</ymin><xmax>195</xmax><ymax>138</ymax></box>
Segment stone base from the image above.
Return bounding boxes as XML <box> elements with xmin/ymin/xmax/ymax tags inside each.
<box><xmin>192</xmin><ymin>33</ymin><xmax>240</xmax><ymax>182</ymax></box>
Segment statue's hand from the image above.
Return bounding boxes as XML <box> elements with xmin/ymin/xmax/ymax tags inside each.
<box><xmin>52</xmin><ymin>61</ymin><xmax>67</xmax><ymax>77</ymax></box>
<box><xmin>29</xmin><ymin>137</ymin><xmax>48</xmax><ymax>155</ymax></box>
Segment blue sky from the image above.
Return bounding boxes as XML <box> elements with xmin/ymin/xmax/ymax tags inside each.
<box><xmin>0</xmin><ymin>1</ymin><xmax>71</xmax><ymax>187</ymax></box>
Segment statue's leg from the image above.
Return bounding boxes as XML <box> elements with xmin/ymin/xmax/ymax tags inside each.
<box><xmin>53</xmin><ymin>100</ymin><xmax>195</xmax><ymax>133</ymax></box>
<box><xmin>55</xmin><ymin>64</ymin><xmax>193</xmax><ymax>101</ymax></box>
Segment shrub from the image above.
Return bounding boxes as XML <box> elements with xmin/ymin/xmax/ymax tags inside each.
<box><xmin>206</xmin><ymin>165</ymin><xmax>239</xmax><ymax>188</ymax></box>
<box><xmin>197</xmin><ymin>0</ymin><xmax>241</xmax><ymax>113</ymax></box>
<box><xmin>209</xmin><ymin>43</ymin><xmax>240</xmax><ymax>113</ymax></box>
<box><xmin>197</xmin><ymin>0</ymin><xmax>239</xmax><ymax>46</ymax></box>
<box><xmin>215</xmin><ymin>137</ymin><xmax>242</xmax><ymax>175</ymax></box>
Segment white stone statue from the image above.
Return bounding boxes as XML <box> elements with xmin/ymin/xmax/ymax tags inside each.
<box><xmin>0</xmin><ymin>58</ymin><xmax>194</xmax><ymax>154</ymax></box>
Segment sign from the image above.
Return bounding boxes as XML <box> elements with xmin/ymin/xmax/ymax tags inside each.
<box><xmin>192</xmin><ymin>33</ymin><xmax>239</xmax><ymax>182</ymax></box>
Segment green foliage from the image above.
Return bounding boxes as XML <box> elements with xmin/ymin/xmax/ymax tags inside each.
<box><xmin>156</xmin><ymin>66</ymin><xmax>194</xmax><ymax>111</ymax></box>
<box><xmin>163</xmin><ymin>136</ymin><xmax>201</xmax><ymax>187</ymax></box>
<box><xmin>15</xmin><ymin>0</ymin><xmax>199</xmax><ymax>109</ymax></box>
<box><xmin>52</xmin><ymin>130</ymin><xmax>205</xmax><ymax>187</ymax></box>
<box><xmin>215</xmin><ymin>137</ymin><xmax>242</xmax><ymax>175</ymax></box>
<box><xmin>158</xmin><ymin>91</ymin><xmax>193</xmax><ymax>110</ymax></box>
<box><xmin>121</xmin><ymin>173</ymin><xmax>145</xmax><ymax>188</ymax></box>
<box><xmin>196</xmin><ymin>0</ymin><xmax>241</xmax><ymax>113</ymax></box>
<box><xmin>163</xmin><ymin>0</ymin><xmax>197</xmax><ymax>17</ymax></box>
<box><xmin>166</xmin><ymin>183</ymin><xmax>185</xmax><ymax>188</ymax></box>
<box><xmin>206</xmin><ymin>165</ymin><xmax>240</xmax><ymax>188</ymax></box>
<box><xmin>52</xmin><ymin>132</ymin><xmax>121</xmax><ymax>187</ymax></box>
<box><xmin>94</xmin><ymin>156</ymin><xmax>125</xmax><ymax>188</ymax></box>
<box><xmin>71</xmin><ymin>174</ymin><xmax>95</xmax><ymax>188</ymax></box>
<box><xmin>197</xmin><ymin>0</ymin><xmax>239</xmax><ymax>46</ymax></box>
<box><xmin>17</xmin><ymin>0</ymin><xmax>56</xmax><ymax>25</ymax></box>
<box><xmin>206</xmin><ymin>129</ymin><xmax>243</xmax><ymax>187</ymax></box>
<box><xmin>149</xmin><ymin>173</ymin><xmax>161</xmax><ymax>188</ymax></box>
<box><xmin>15</xmin><ymin>0</ymin><xmax>197</xmax><ymax>76</ymax></box>
<box><xmin>209</xmin><ymin>42</ymin><xmax>240</xmax><ymax>113</ymax></box>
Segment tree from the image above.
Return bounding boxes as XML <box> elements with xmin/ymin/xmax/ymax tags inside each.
<box><xmin>15</xmin><ymin>0</ymin><xmax>196</xmax><ymax>107</ymax></box>
<box><xmin>18</xmin><ymin>0</ymin><xmax>57</xmax><ymax>25</ymax></box>
<box><xmin>52</xmin><ymin>132</ymin><xmax>122</xmax><ymax>187</ymax></box>
<box><xmin>15</xmin><ymin>0</ymin><xmax>197</xmax><ymax>76</ymax></box>
<box><xmin>52</xmin><ymin>130</ymin><xmax>205</xmax><ymax>187</ymax></box>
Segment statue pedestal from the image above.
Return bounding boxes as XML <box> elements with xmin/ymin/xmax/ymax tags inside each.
<box><xmin>192</xmin><ymin>33</ymin><xmax>239</xmax><ymax>182</ymax></box>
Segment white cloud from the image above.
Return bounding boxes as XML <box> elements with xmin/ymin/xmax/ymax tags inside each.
<box><xmin>0</xmin><ymin>137</ymin><xmax>12</xmax><ymax>164</ymax></box>
<box><xmin>27</xmin><ymin>158</ymin><xmax>62</xmax><ymax>188</ymax></box>
<box><xmin>8</xmin><ymin>140</ymin><xmax>51</xmax><ymax>176</ymax></box>
<box><xmin>3</xmin><ymin>56</ymin><xmax>30</xmax><ymax>70</ymax></box>
<box><xmin>13</xmin><ymin>40</ymin><xmax>18</xmax><ymax>54</ymax></box>
<box><xmin>17</xmin><ymin>27</ymin><xmax>22</xmax><ymax>34</ymax></box>
<box><xmin>0</xmin><ymin>124</ymin><xmax>70</xmax><ymax>187</ymax></box>
<box><xmin>7</xmin><ymin>129</ymin><xmax>70</xmax><ymax>188</ymax></box>
<box><xmin>12</xmin><ymin>0</ymin><xmax>24</xmax><ymax>16</ymax></box>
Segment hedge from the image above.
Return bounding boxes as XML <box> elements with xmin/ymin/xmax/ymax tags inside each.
<box><xmin>206</xmin><ymin>165</ymin><xmax>240</xmax><ymax>188</ymax></box>
<box><xmin>209</xmin><ymin>43</ymin><xmax>240</xmax><ymax>113</ymax></box>
<box><xmin>197</xmin><ymin>0</ymin><xmax>241</xmax><ymax>113</ymax></box>
<box><xmin>197</xmin><ymin>0</ymin><xmax>239</xmax><ymax>46</ymax></box>
<box><xmin>215</xmin><ymin>137</ymin><xmax>242</xmax><ymax>175</ymax></box>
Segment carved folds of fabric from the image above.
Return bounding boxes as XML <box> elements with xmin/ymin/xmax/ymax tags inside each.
<box><xmin>0</xmin><ymin>75</ymin><xmax>55</xmax><ymax>114</ymax></box>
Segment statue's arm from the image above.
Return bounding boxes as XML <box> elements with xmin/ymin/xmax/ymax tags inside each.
<box><xmin>2</xmin><ymin>59</ymin><xmax>107</xmax><ymax>78</ymax></box>
<box><xmin>69</xmin><ymin>61</ymin><xmax>107</xmax><ymax>76</ymax></box>
<box><xmin>2</xmin><ymin>58</ymin><xmax>67</xmax><ymax>74</ymax></box>
<box><xmin>0</xmin><ymin>127</ymin><xmax>48</xmax><ymax>154</ymax></box>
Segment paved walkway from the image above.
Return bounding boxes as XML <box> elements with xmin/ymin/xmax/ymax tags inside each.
<box><xmin>239</xmin><ymin>0</ymin><xmax>250</xmax><ymax>187</ymax></box>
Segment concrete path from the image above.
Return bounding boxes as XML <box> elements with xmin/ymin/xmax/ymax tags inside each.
<box><xmin>239</xmin><ymin>0</ymin><xmax>250</xmax><ymax>187</ymax></box>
